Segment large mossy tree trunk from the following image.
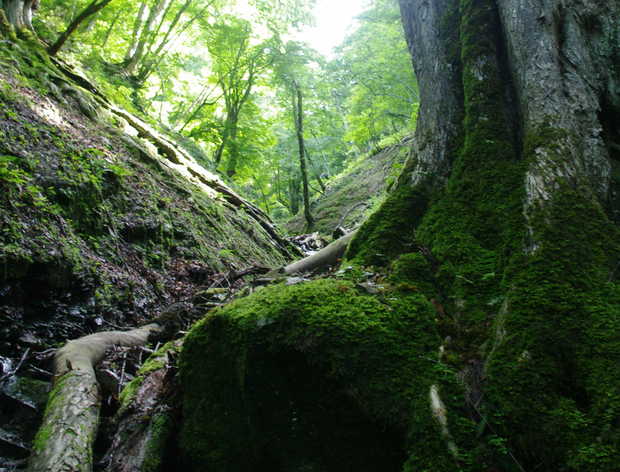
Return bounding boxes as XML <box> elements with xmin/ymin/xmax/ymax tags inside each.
<box><xmin>344</xmin><ymin>0</ymin><xmax>620</xmax><ymax>469</ymax></box>
<box><xmin>0</xmin><ymin>0</ymin><xmax>36</xmax><ymax>35</ymax></box>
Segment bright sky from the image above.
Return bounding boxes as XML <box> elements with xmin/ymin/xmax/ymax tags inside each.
<box><xmin>295</xmin><ymin>0</ymin><xmax>370</xmax><ymax>58</ymax></box>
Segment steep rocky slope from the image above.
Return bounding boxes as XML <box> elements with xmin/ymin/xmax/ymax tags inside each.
<box><xmin>285</xmin><ymin>138</ymin><xmax>411</xmax><ymax>236</ymax></box>
<box><xmin>0</xmin><ymin>37</ymin><xmax>292</xmax><ymax>468</ymax></box>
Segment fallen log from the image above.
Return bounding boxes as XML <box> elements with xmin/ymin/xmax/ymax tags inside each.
<box><xmin>283</xmin><ymin>230</ymin><xmax>357</xmax><ymax>275</ymax></box>
<box><xmin>27</xmin><ymin>323</ymin><xmax>163</xmax><ymax>472</ymax></box>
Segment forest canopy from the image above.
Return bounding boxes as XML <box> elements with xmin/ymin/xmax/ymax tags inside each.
<box><xmin>20</xmin><ymin>0</ymin><xmax>418</xmax><ymax>222</ymax></box>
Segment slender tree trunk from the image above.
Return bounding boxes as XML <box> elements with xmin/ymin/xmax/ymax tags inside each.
<box><xmin>292</xmin><ymin>81</ymin><xmax>314</xmax><ymax>231</ymax></box>
<box><xmin>304</xmin><ymin>149</ymin><xmax>326</xmax><ymax>192</ymax></box>
<box><xmin>178</xmin><ymin>95</ymin><xmax>217</xmax><ymax>132</ymax></box>
<box><xmin>137</xmin><ymin>0</ymin><xmax>215</xmax><ymax>83</ymax></box>
<box><xmin>225</xmin><ymin>123</ymin><xmax>239</xmax><ymax>177</ymax></box>
<box><xmin>214</xmin><ymin>114</ymin><xmax>233</xmax><ymax>166</ymax></box>
<box><xmin>288</xmin><ymin>173</ymin><xmax>300</xmax><ymax>215</ymax></box>
<box><xmin>136</xmin><ymin>0</ymin><xmax>193</xmax><ymax>82</ymax></box>
<box><xmin>123</xmin><ymin>0</ymin><xmax>166</xmax><ymax>75</ymax></box>
<box><xmin>124</xmin><ymin>0</ymin><xmax>148</xmax><ymax>62</ymax></box>
<box><xmin>100</xmin><ymin>8</ymin><xmax>120</xmax><ymax>48</ymax></box>
<box><xmin>48</xmin><ymin>0</ymin><xmax>113</xmax><ymax>56</ymax></box>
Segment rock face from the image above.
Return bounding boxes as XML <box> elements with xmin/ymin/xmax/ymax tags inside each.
<box><xmin>0</xmin><ymin>38</ymin><xmax>292</xmax><ymax>347</ymax></box>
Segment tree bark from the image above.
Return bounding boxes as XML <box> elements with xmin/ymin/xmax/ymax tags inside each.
<box><xmin>27</xmin><ymin>324</ymin><xmax>162</xmax><ymax>472</ymax></box>
<box><xmin>100</xmin><ymin>8</ymin><xmax>120</xmax><ymax>48</ymax></box>
<box><xmin>123</xmin><ymin>0</ymin><xmax>167</xmax><ymax>75</ymax></box>
<box><xmin>344</xmin><ymin>0</ymin><xmax>620</xmax><ymax>469</ymax></box>
<box><xmin>292</xmin><ymin>81</ymin><xmax>314</xmax><ymax>231</ymax></box>
<box><xmin>124</xmin><ymin>0</ymin><xmax>148</xmax><ymax>63</ymax></box>
<box><xmin>1</xmin><ymin>0</ymin><xmax>35</xmax><ymax>32</ymax></box>
<box><xmin>135</xmin><ymin>0</ymin><xmax>193</xmax><ymax>82</ymax></box>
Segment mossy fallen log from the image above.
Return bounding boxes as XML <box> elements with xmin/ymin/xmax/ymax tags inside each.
<box><xmin>27</xmin><ymin>323</ymin><xmax>162</xmax><ymax>472</ymax></box>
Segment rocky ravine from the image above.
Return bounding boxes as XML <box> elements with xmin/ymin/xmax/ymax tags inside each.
<box><xmin>0</xmin><ymin>37</ymin><xmax>293</xmax><ymax>469</ymax></box>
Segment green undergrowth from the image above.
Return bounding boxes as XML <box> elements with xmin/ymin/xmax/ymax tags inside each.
<box><xmin>178</xmin><ymin>278</ymin><xmax>467</xmax><ymax>471</ymax></box>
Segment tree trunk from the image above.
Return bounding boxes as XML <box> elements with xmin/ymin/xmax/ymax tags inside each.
<box><xmin>124</xmin><ymin>0</ymin><xmax>148</xmax><ymax>63</ymax></box>
<box><xmin>344</xmin><ymin>0</ymin><xmax>620</xmax><ymax>469</ymax></box>
<box><xmin>288</xmin><ymin>172</ymin><xmax>300</xmax><ymax>215</ymax></box>
<box><xmin>225</xmin><ymin>124</ymin><xmax>239</xmax><ymax>177</ymax></box>
<box><xmin>214</xmin><ymin>113</ymin><xmax>233</xmax><ymax>166</ymax></box>
<box><xmin>100</xmin><ymin>8</ymin><xmax>120</xmax><ymax>48</ymax></box>
<box><xmin>48</xmin><ymin>0</ymin><xmax>113</xmax><ymax>56</ymax></box>
<box><xmin>292</xmin><ymin>81</ymin><xmax>314</xmax><ymax>231</ymax></box>
<box><xmin>1</xmin><ymin>0</ymin><xmax>35</xmax><ymax>33</ymax></box>
<box><xmin>135</xmin><ymin>0</ymin><xmax>193</xmax><ymax>82</ymax></box>
<box><xmin>123</xmin><ymin>0</ymin><xmax>167</xmax><ymax>75</ymax></box>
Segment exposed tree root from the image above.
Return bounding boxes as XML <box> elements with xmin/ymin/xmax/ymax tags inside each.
<box><xmin>283</xmin><ymin>230</ymin><xmax>357</xmax><ymax>275</ymax></box>
<box><xmin>27</xmin><ymin>323</ymin><xmax>162</xmax><ymax>472</ymax></box>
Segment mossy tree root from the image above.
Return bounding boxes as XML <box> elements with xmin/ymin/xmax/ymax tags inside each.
<box><xmin>27</xmin><ymin>323</ymin><xmax>163</xmax><ymax>472</ymax></box>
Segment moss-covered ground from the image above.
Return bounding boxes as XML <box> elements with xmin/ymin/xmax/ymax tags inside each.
<box><xmin>0</xmin><ymin>36</ymin><xmax>289</xmax><ymax>351</ymax></box>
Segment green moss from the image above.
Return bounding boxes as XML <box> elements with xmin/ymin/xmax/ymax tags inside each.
<box><xmin>485</xmin><ymin>186</ymin><xmax>620</xmax><ymax>471</ymax></box>
<box><xmin>178</xmin><ymin>278</ymin><xmax>452</xmax><ymax>471</ymax></box>
<box><xmin>346</xmin><ymin>183</ymin><xmax>429</xmax><ymax>266</ymax></box>
<box><xmin>142</xmin><ymin>411</ymin><xmax>175</xmax><ymax>472</ymax></box>
<box><xmin>32</xmin><ymin>423</ymin><xmax>53</xmax><ymax>454</ymax></box>
<box><xmin>118</xmin><ymin>341</ymin><xmax>180</xmax><ymax>414</ymax></box>
<box><xmin>0</xmin><ymin>10</ymin><xmax>17</xmax><ymax>41</ymax></box>
<box><xmin>410</xmin><ymin>0</ymin><xmax>524</xmax><ymax>347</ymax></box>
<box><xmin>389</xmin><ymin>252</ymin><xmax>437</xmax><ymax>300</ymax></box>
<box><xmin>118</xmin><ymin>376</ymin><xmax>143</xmax><ymax>414</ymax></box>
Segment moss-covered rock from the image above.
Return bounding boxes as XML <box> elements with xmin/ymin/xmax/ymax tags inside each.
<box><xmin>178</xmin><ymin>278</ymin><xmax>454</xmax><ymax>471</ymax></box>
